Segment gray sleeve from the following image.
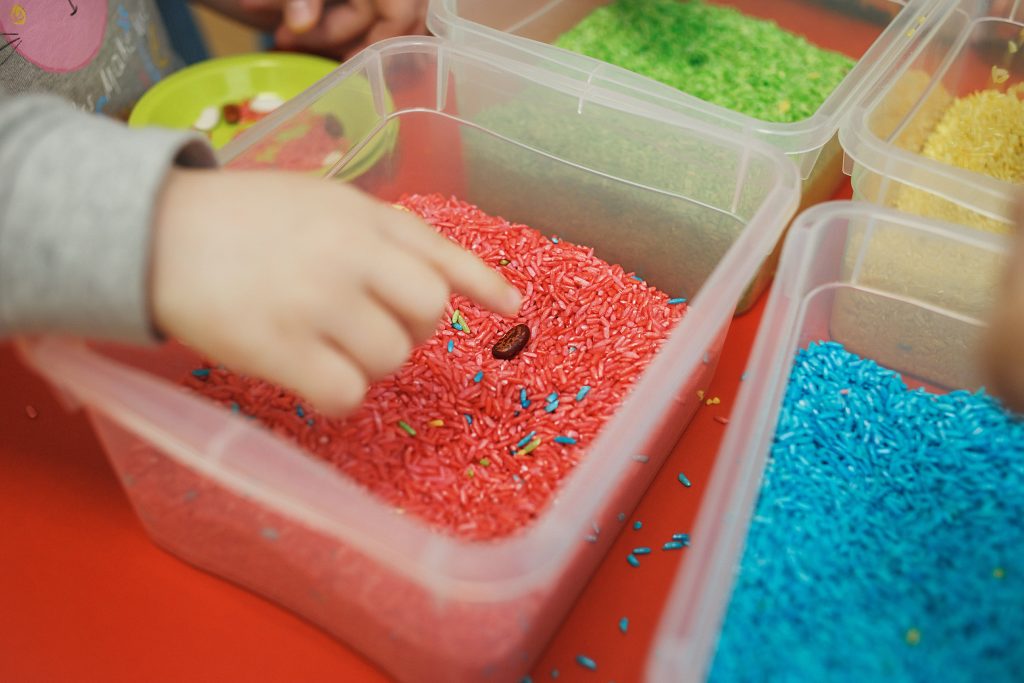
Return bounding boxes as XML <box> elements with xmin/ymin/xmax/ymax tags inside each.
<box><xmin>0</xmin><ymin>90</ymin><xmax>217</xmax><ymax>344</ymax></box>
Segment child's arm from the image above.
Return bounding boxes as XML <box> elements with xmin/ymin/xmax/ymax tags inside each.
<box><xmin>0</xmin><ymin>89</ymin><xmax>521</xmax><ymax>415</ymax></box>
<box><xmin>0</xmin><ymin>88</ymin><xmax>216</xmax><ymax>343</ymax></box>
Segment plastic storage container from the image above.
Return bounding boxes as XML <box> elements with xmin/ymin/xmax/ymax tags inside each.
<box><xmin>645</xmin><ymin>200</ymin><xmax>1008</xmax><ymax>682</ymax></box>
<box><xmin>427</xmin><ymin>0</ymin><xmax>944</xmax><ymax>311</ymax></box>
<box><xmin>841</xmin><ymin>1</ymin><xmax>1022</xmax><ymax>233</ymax></box>
<box><xmin>17</xmin><ymin>38</ymin><xmax>799</xmax><ymax>683</ymax></box>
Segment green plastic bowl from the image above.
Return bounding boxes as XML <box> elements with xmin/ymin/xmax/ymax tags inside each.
<box><xmin>130</xmin><ymin>53</ymin><xmax>338</xmax><ymax>148</ymax></box>
<box><xmin>130</xmin><ymin>53</ymin><xmax>397</xmax><ymax>181</ymax></box>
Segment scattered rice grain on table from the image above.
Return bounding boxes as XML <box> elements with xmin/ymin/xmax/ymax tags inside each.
<box><xmin>709</xmin><ymin>341</ymin><xmax>1024</xmax><ymax>683</ymax></box>
<box><xmin>183</xmin><ymin>193</ymin><xmax>687</xmax><ymax>541</ymax></box>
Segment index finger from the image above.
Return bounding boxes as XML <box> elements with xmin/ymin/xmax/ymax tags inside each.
<box><xmin>380</xmin><ymin>204</ymin><xmax>523</xmax><ymax>317</ymax></box>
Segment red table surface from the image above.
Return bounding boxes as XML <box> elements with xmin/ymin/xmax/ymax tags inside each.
<box><xmin>0</xmin><ymin>4</ymin><xmax>874</xmax><ymax>679</ymax></box>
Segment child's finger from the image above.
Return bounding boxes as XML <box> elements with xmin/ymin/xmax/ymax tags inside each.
<box><xmin>366</xmin><ymin>246</ymin><xmax>451</xmax><ymax>342</ymax></box>
<box><xmin>380</xmin><ymin>209</ymin><xmax>522</xmax><ymax>317</ymax></box>
<box><xmin>276</xmin><ymin>0</ymin><xmax>374</xmax><ymax>49</ymax></box>
<box><xmin>284</xmin><ymin>0</ymin><xmax>324</xmax><ymax>32</ymax></box>
<box><xmin>280</xmin><ymin>339</ymin><xmax>370</xmax><ymax>415</ymax></box>
<box><xmin>321</xmin><ymin>297</ymin><xmax>414</xmax><ymax>381</ymax></box>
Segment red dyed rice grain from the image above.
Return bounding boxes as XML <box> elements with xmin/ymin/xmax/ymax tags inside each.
<box><xmin>183</xmin><ymin>194</ymin><xmax>687</xmax><ymax>541</ymax></box>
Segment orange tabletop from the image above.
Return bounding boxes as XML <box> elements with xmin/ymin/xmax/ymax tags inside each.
<box><xmin>0</xmin><ymin>6</ymin><xmax>872</xmax><ymax>679</ymax></box>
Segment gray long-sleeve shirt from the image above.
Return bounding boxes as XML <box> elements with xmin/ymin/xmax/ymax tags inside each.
<box><xmin>0</xmin><ymin>90</ymin><xmax>216</xmax><ymax>343</ymax></box>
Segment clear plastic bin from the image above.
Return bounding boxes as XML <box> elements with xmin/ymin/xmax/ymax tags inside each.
<box><xmin>426</xmin><ymin>0</ymin><xmax>944</xmax><ymax>311</ymax></box>
<box><xmin>17</xmin><ymin>37</ymin><xmax>799</xmax><ymax>683</ymax></box>
<box><xmin>841</xmin><ymin>1</ymin><xmax>1022</xmax><ymax>233</ymax></box>
<box><xmin>646</xmin><ymin>200</ymin><xmax>1008</xmax><ymax>682</ymax></box>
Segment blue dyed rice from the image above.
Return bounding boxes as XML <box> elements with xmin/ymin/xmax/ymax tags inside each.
<box><xmin>709</xmin><ymin>341</ymin><xmax>1024</xmax><ymax>683</ymax></box>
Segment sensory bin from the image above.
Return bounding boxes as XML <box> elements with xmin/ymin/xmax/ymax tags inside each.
<box><xmin>183</xmin><ymin>194</ymin><xmax>687</xmax><ymax>540</ymax></box>
<box><xmin>709</xmin><ymin>341</ymin><xmax>1024</xmax><ymax>682</ymax></box>
<box><xmin>554</xmin><ymin>0</ymin><xmax>855</xmax><ymax>123</ymax></box>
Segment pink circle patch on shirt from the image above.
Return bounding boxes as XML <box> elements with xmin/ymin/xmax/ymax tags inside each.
<box><xmin>0</xmin><ymin>0</ymin><xmax>107</xmax><ymax>73</ymax></box>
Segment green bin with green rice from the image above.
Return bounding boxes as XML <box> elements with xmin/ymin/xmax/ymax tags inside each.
<box><xmin>428</xmin><ymin>0</ymin><xmax>948</xmax><ymax>312</ymax></box>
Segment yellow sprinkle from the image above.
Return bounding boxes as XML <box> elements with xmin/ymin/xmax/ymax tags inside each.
<box><xmin>516</xmin><ymin>437</ymin><xmax>542</xmax><ymax>456</ymax></box>
<box><xmin>711</xmin><ymin>397</ymin><xmax>721</xmax><ymax>405</ymax></box>
<box><xmin>465</xmin><ymin>466</ymin><xmax>475</xmax><ymax>478</ymax></box>
<box><xmin>706</xmin><ymin>398</ymin><xmax>714</xmax><ymax>406</ymax></box>
<box><xmin>992</xmin><ymin>65</ymin><xmax>1010</xmax><ymax>85</ymax></box>
<box><xmin>479</xmin><ymin>457</ymin><xmax>491</xmax><ymax>467</ymax></box>
<box><xmin>428</xmin><ymin>419</ymin><xmax>445</xmax><ymax>427</ymax></box>
<box><xmin>916</xmin><ymin>14</ymin><xmax>926</xmax><ymax>26</ymax></box>
<box><xmin>697</xmin><ymin>390</ymin><xmax>705</xmax><ymax>401</ymax></box>
<box><xmin>460</xmin><ymin>320</ymin><xmax>472</xmax><ymax>334</ymax></box>
<box><xmin>905</xmin><ymin>28</ymin><xmax>916</xmax><ymax>38</ymax></box>
<box><xmin>905</xmin><ymin>628</ymin><xmax>921</xmax><ymax>646</ymax></box>
<box><xmin>392</xmin><ymin>203</ymin><xmax>410</xmax><ymax>212</ymax></box>
<box><xmin>777</xmin><ymin>100</ymin><xmax>791</xmax><ymax>114</ymax></box>
<box><xmin>994</xmin><ymin>567</ymin><xmax>1006</xmax><ymax>579</ymax></box>
<box><xmin>1009</xmin><ymin>40</ymin><xmax>1019</xmax><ymax>55</ymax></box>
<box><xmin>452</xmin><ymin>309</ymin><xmax>463</xmax><ymax>325</ymax></box>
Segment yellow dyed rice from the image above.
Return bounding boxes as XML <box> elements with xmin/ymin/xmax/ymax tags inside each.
<box><xmin>894</xmin><ymin>83</ymin><xmax>1024</xmax><ymax>232</ymax></box>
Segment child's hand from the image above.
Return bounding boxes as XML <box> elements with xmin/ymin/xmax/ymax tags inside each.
<box><xmin>150</xmin><ymin>168</ymin><xmax>521</xmax><ymax>416</ymax></box>
<box><xmin>985</xmin><ymin>196</ymin><xmax>1024</xmax><ymax>413</ymax></box>
<box><xmin>270</xmin><ymin>0</ymin><xmax>428</xmax><ymax>60</ymax></box>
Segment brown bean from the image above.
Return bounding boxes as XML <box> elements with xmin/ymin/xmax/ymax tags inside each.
<box><xmin>222</xmin><ymin>103</ymin><xmax>242</xmax><ymax>125</ymax></box>
<box><xmin>492</xmin><ymin>324</ymin><xmax>531</xmax><ymax>360</ymax></box>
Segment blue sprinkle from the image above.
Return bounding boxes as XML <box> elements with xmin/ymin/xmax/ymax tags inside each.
<box><xmin>672</xmin><ymin>533</ymin><xmax>691</xmax><ymax>545</ymax></box>
<box><xmin>516</xmin><ymin>431</ymin><xmax>538</xmax><ymax>449</ymax></box>
<box><xmin>554</xmin><ymin>435</ymin><xmax>578</xmax><ymax>445</ymax></box>
<box><xmin>663</xmin><ymin>541</ymin><xmax>685</xmax><ymax>551</ymax></box>
<box><xmin>634</xmin><ymin>520</ymin><xmax>643</xmax><ymax>530</ymax></box>
<box><xmin>191</xmin><ymin>368</ymin><xmax>210</xmax><ymax>378</ymax></box>
<box><xmin>668</xmin><ymin>297</ymin><xmax>687</xmax><ymax>304</ymax></box>
<box><xmin>307</xmin><ymin>418</ymin><xmax>315</xmax><ymax>427</ymax></box>
<box><xmin>520</xmin><ymin>388</ymin><xmax>529</xmax><ymax>407</ymax></box>
<box><xmin>520</xmin><ymin>677</ymin><xmax>532</xmax><ymax>683</ymax></box>
<box><xmin>569</xmin><ymin>346</ymin><xmax>578</xmax><ymax>353</ymax></box>
<box><xmin>464</xmin><ymin>414</ymin><xmax>473</xmax><ymax>425</ymax></box>
<box><xmin>447</xmin><ymin>339</ymin><xmax>454</xmax><ymax>353</ymax></box>
<box><xmin>619</xmin><ymin>616</ymin><xmax>629</xmax><ymax>634</ymax></box>
<box><xmin>576</xmin><ymin>385</ymin><xmax>592</xmax><ymax>401</ymax></box>
<box><xmin>296</xmin><ymin>405</ymin><xmax>305</xmax><ymax>418</ymax></box>
<box><xmin>741</xmin><ymin>371</ymin><xmax>748</xmax><ymax>381</ymax></box>
<box><xmin>230</xmin><ymin>402</ymin><xmax>240</xmax><ymax>413</ymax></box>
<box><xmin>545</xmin><ymin>402</ymin><xmax>559</xmax><ymax>413</ymax></box>
<box><xmin>551</xmin><ymin>670</ymin><xmax>559</xmax><ymax>679</ymax></box>
<box><xmin>576</xmin><ymin>654</ymin><xmax>598</xmax><ymax>671</ymax></box>
<box><xmin>473</xmin><ymin>370</ymin><xmax>484</xmax><ymax>383</ymax></box>
<box><xmin>453</xmin><ymin>322</ymin><xmax>463</xmax><ymax>331</ymax></box>
<box><xmin>551</xmin><ymin>236</ymin><xmax>560</xmax><ymax>243</ymax></box>
<box><xmin>627</xmin><ymin>554</ymin><xmax>640</xmax><ymax>567</ymax></box>
<box><xmin>617</xmin><ymin>512</ymin><xmax>626</xmax><ymax>522</ymax></box>
<box><xmin>678</xmin><ymin>472</ymin><xmax>692</xmax><ymax>488</ymax></box>
<box><xmin>633</xmin><ymin>547</ymin><xmax>652</xmax><ymax>555</ymax></box>
<box><xmin>547</xmin><ymin>392</ymin><xmax>559</xmax><ymax>403</ymax></box>
<box><xmin>631</xmin><ymin>275</ymin><xmax>644</xmax><ymax>282</ymax></box>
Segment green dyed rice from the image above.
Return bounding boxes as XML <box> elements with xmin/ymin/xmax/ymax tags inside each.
<box><xmin>555</xmin><ymin>0</ymin><xmax>855</xmax><ymax>123</ymax></box>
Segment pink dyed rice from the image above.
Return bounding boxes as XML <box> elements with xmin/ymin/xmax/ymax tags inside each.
<box><xmin>184</xmin><ymin>193</ymin><xmax>686</xmax><ymax>540</ymax></box>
